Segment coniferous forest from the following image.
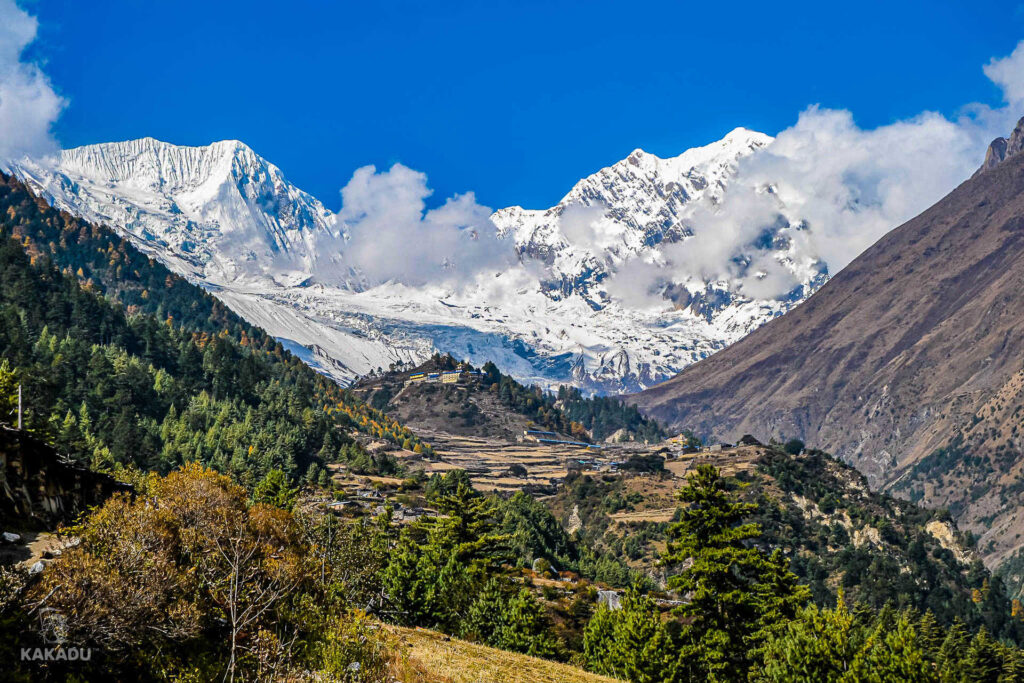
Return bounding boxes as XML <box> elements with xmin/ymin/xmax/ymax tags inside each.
<box><xmin>0</xmin><ymin>173</ymin><xmax>429</xmax><ymax>487</ymax></box>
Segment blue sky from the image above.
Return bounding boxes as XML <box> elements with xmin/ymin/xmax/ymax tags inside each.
<box><xmin>24</xmin><ymin>0</ymin><xmax>1024</xmax><ymax>210</ymax></box>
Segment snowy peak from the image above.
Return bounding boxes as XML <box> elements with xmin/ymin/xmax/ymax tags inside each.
<box><xmin>11</xmin><ymin>127</ymin><xmax>826</xmax><ymax>394</ymax></box>
<box><xmin>492</xmin><ymin>127</ymin><xmax>780</xmax><ymax>309</ymax></box>
<box><xmin>576</xmin><ymin>127</ymin><xmax>772</xmax><ymax>195</ymax></box>
<box><xmin>12</xmin><ymin>138</ymin><xmax>337</xmax><ymax>285</ymax></box>
<box><xmin>496</xmin><ymin>127</ymin><xmax>772</xmax><ymax>239</ymax></box>
<box><xmin>618</xmin><ymin>127</ymin><xmax>772</xmax><ymax>179</ymax></box>
<box><xmin>57</xmin><ymin>137</ymin><xmax>255</xmax><ymax>191</ymax></box>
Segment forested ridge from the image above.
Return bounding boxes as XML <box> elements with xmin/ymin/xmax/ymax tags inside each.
<box><xmin>0</xmin><ymin>172</ymin><xmax>429</xmax><ymax>485</ymax></box>
<box><xmin>360</xmin><ymin>355</ymin><xmax>666</xmax><ymax>442</ymax></box>
<box><xmin>553</xmin><ymin>444</ymin><xmax>1024</xmax><ymax>641</ymax></box>
<box><xmin>479</xmin><ymin>360</ymin><xmax>665</xmax><ymax>442</ymax></box>
<box><xmin>356</xmin><ymin>356</ymin><xmax>667</xmax><ymax>446</ymax></box>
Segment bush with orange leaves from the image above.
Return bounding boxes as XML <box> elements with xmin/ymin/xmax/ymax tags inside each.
<box><xmin>22</xmin><ymin>463</ymin><xmax>395</xmax><ymax>681</ymax></box>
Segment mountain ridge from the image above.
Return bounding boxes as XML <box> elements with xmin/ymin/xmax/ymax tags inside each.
<box><xmin>490</xmin><ymin>127</ymin><xmax>790</xmax><ymax>308</ymax></box>
<box><xmin>9</xmin><ymin>129</ymin><xmax>825</xmax><ymax>393</ymax></box>
<box><xmin>11</xmin><ymin>137</ymin><xmax>339</xmax><ymax>285</ymax></box>
<box><xmin>631</xmin><ymin>116</ymin><xmax>1024</xmax><ymax>568</ymax></box>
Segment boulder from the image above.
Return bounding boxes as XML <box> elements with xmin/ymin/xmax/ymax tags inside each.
<box><xmin>597</xmin><ymin>590</ymin><xmax>621</xmax><ymax>610</ymax></box>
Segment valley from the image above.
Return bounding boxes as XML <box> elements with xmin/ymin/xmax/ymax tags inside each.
<box><xmin>3</xmin><ymin>165</ymin><xmax>1024</xmax><ymax>680</ymax></box>
<box><xmin>3</xmin><ymin>6</ymin><xmax>1024</xmax><ymax>677</ymax></box>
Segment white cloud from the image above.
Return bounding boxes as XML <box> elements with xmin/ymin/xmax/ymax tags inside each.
<box><xmin>0</xmin><ymin>0</ymin><xmax>63</xmax><ymax>162</ymax></box>
<box><xmin>335</xmin><ymin>163</ymin><xmax>513</xmax><ymax>287</ymax></box>
<box><xmin>721</xmin><ymin>106</ymin><xmax>990</xmax><ymax>275</ymax></box>
<box><xmin>603</xmin><ymin>254</ymin><xmax>673</xmax><ymax>310</ymax></box>
<box><xmin>985</xmin><ymin>40</ymin><xmax>1024</xmax><ymax>107</ymax></box>
<box><xmin>736</xmin><ymin>254</ymin><xmax>800</xmax><ymax>301</ymax></box>
<box><xmin>603</xmin><ymin>39</ymin><xmax>1024</xmax><ymax>304</ymax></box>
<box><xmin>558</xmin><ymin>201</ymin><xmax>617</xmax><ymax>252</ymax></box>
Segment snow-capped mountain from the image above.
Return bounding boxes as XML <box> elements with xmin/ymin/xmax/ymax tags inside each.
<box><xmin>495</xmin><ymin>129</ymin><xmax>769</xmax><ymax>269</ymax></box>
<box><xmin>9</xmin><ymin>130</ymin><xmax>827</xmax><ymax>393</ymax></box>
<box><xmin>491</xmin><ymin>128</ymin><xmax>793</xmax><ymax>308</ymax></box>
<box><xmin>11</xmin><ymin>138</ymin><xmax>341</xmax><ymax>286</ymax></box>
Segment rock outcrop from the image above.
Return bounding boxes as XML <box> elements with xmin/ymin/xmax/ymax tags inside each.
<box><xmin>976</xmin><ymin>116</ymin><xmax>1024</xmax><ymax>175</ymax></box>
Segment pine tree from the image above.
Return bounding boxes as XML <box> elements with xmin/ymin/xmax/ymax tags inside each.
<box><xmin>0</xmin><ymin>358</ymin><xmax>18</xmax><ymax>425</ymax></box>
<box><xmin>583</xmin><ymin>602</ymin><xmax>617</xmax><ymax>673</ymax></box>
<box><xmin>1002</xmin><ymin>648</ymin><xmax>1024</xmax><ymax>683</ymax></box>
<box><xmin>750</xmin><ymin>549</ymin><xmax>812</xmax><ymax>657</ymax></box>
<box><xmin>56</xmin><ymin>408</ymin><xmax>82</xmax><ymax>455</ymax></box>
<box><xmin>846</xmin><ymin>611</ymin><xmax>934</xmax><ymax>682</ymax></box>
<box><xmin>582</xmin><ymin>586</ymin><xmax>674</xmax><ymax>683</ymax></box>
<box><xmin>663</xmin><ymin>464</ymin><xmax>807</xmax><ymax>681</ymax></box>
<box><xmin>381</xmin><ymin>531</ymin><xmax>428</xmax><ymax>625</ymax></box>
<box><xmin>916</xmin><ymin>611</ymin><xmax>944</xmax><ymax>664</ymax></box>
<box><xmin>960</xmin><ymin>629</ymin><xmax>1004</xmax><ymax>683</ymax></box>
<box><xmin>492</xmin><ymin>588</ymin><xmax>559</xmax><ymax>658</ymax></box>
<box><xmin>383</xmin><ymin>482</ymin><xmax>508</xmax><ymax>632</ymax></box>
<box><xmin>937</xmin><ymin>619</ymin><xmax>970</xmax><ymax>683</ymax></box>
<box><xmin>756</xmin><ymin>595</ymin><xmax>858</xmax><ymax>683</ymax></box>
<box><xmin>317</xmin><ymin>468</ymin><xmax>331</xmax><ymax>488</ymax></box>
<box><xmin>462</xmin><ymin>577</ymin><xmax>507</xmax><ymax>644</ymax></box>
<box><xmin>252</xmin><ymin>469</ymin><xmax>297</xmax><ymax>510</ymax></box>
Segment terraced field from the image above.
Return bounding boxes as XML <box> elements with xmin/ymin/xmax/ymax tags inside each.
<box><xmin>401</xmin><ymin>429</ymin><xmax>628</xmax><ymax>493</ymax></box>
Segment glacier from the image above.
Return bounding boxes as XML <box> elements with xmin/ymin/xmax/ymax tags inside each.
<box><xmin>7</xmin><ymin>130</ymin><xmax>827</xmax><ymax>393</ymax></box>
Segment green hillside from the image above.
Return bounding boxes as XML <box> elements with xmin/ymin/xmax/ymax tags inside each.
<box><xmin>0</xmin><ymin>172</ymin><xmax>427</xmax><ymax>486</ymax></box>
<box><xmin>550</xmin><ymin>443</ymin><xmax>1024</xmax><ymax>640</ymax></box>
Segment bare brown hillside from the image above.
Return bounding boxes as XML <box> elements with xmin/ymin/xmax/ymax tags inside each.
<box><xmin>631</xmin><ymin>118</ymin><xmax>1024</xmax><ymax>567</ymax></box>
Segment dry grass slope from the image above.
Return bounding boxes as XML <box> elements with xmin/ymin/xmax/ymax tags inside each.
<box><xmin>389</xmin><ymin>625</ymin><xmax>620</xmax><ymax>683</ymax></box>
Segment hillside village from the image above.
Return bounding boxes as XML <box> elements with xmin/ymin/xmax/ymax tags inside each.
<box><xmin>321</xmin><ymin>359</ymin><xmax>744</xmax><ymax>563</ymax></box>
<box><xmin>310</xmin><ymin>417</ymin><xmax>1001</xmax><ymax>629</ymax></box>
<box><xmin>322</xmin><ymin>421</ymin><xmax>720</xmax><ymax>526</ymax></box>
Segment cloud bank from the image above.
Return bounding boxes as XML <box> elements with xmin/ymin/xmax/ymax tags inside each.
<box><xmin>689</xmin><ymin>107</ymin><xmax>988</xmax><ymax>276</ymax></box>
<box><xmin>0</xmin><ymin>0</ymin><xmax>63</xmax><ymax>162</ymax></box>
<box><xmin>335</xmin><ymin>163</ymin><xmax>512</xmax><ymax>287</ymax></box>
